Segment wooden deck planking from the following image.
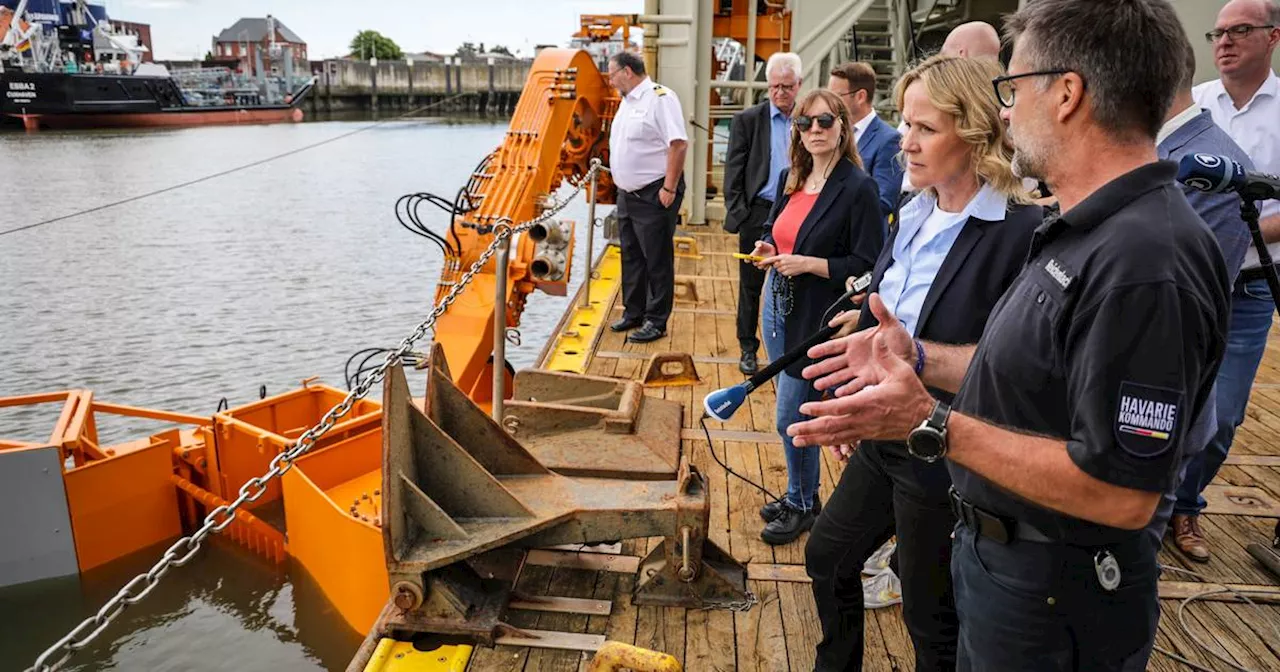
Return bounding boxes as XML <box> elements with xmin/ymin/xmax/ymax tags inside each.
<box><xmin>490</xmin><ymin>228</ymin><xmax>1280</xmax><ymax>671</ymax></box>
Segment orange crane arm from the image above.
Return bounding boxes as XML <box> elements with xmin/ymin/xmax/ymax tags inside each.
<box><xmin>431</xmin><ymin>48</ymin><xmax>617</xmax><ymax>401</ymax></box>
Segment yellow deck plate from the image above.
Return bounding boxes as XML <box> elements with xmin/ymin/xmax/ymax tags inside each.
<box><xmin>363</xmin><ymin>638</ymin><xmax>473</xmax><ymax>672</ymax></box>
<box><xmin>543</xmin><ymin>244</ymin><xmax>622</xmax><ymax>373</ymax></box>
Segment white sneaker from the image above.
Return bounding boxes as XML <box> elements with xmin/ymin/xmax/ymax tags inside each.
<box><xmin>863</xmin><ymin>538</ymin><xmax>896</xmax><ymax>576</ymax></box>
<box><xmin>863</xmin><ymin>568</ymin><xmax>902</xmax><ymax>609</ymax></box>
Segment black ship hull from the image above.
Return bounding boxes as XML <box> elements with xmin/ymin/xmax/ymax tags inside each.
<box><xmin>1</xmin><ymin>71</ymin><xmax>312</xmax><ymax>130</ymax></box>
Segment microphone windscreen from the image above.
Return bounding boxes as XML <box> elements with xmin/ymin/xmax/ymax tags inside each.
<box><xmin>1176</xmin><ymin>153</ymin><xmax>1245</xmax><ymax>194</ymax></box>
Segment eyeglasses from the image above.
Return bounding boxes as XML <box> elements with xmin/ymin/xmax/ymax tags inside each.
<box><xmin>769</xmin><ymin>82</ymin><xmax>798</xmax><ymax>93</ymax></box>
<box><xmin>991</xmin><ymin>70</ymin><xmax>1073</xmax><ymax>108</ymax></box>
<box><xmin>793</xmin><ymin>113</ymin><xmax>837</xmax><ymax>131</ymax></box>
<box><xmin>1205</xmin><ymin>24</ymin><xmax>1275</xmax><ymax>43</ymax></box>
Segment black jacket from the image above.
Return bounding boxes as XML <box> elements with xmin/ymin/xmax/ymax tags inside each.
<box><xmin>764</xmin><ymin>158</ymin><xmax>884</xmax><ymax>377</ymax></box>
<box><xmin>723</xmin><ymin>101</ymin><xmax>775</xmax><ymax>233</ymax></box>
<box><xmin>856</xmin><ymin>198</ymin><xmax>1043</xmax><ymax>459</ymax></box>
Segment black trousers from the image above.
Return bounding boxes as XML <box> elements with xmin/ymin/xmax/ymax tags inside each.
<box><xmin>616</xmin><ymin>177</ymin><xmax>683</xmax><ymax>331</ymax></box>
<box><xmin>952</xmin><ymin>525</ymin><xmax>1159</xmax><ymax>671</ymax></box>
<box><xmin>736</xmin><ymin>199</ymin><xmax>772</xmax><ymax>353</ymax></box>
<box><xmin>805</xmin><ymin>442</ymin><xmax>958</xmax><ymax>672</ymax></box>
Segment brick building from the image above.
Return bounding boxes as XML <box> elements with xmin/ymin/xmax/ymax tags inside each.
<box><xmin>212</xmin><ymin>15</ymin><xmax>307</xmax><ymax>77</ymax></box>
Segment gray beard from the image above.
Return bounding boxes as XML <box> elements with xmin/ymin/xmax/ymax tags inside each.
<box><xmin>1011</xmin><ymin>145</ymin><xmax>1046</xmax><ymax>181</ymax></box>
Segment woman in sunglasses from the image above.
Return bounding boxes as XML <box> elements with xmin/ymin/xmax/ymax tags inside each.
<box><xmin>802</xmin><ymin>54</ymin><xmax>1042</xmax><ymax>671</ymax></box>
<box><xmin>748</xmin><ymin>88</ymin><xmax>885</xmax><ymax>545</ymax></box>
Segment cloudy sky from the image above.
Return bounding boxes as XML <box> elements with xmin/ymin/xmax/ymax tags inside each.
<box><xmin>110</xmin><ymin>0</ymin><xmax>644</xmax><ymax>60</ymax></box>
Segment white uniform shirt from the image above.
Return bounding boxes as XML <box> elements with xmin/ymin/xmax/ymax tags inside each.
<box><xmin>1193</xmin><ymin>70</ymin><xmax>1280</xmax><ymax>270</ymax></box>
<box><xmin>608</xmin><ymin>77</ymin><xmax>689</xmax><ymax>192</ymax></box>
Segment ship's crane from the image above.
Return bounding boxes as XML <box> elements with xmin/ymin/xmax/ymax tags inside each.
<box><xmin>429</xmin><ymin>46</ymin><xmax>618</xmax><ymax>403</ymax></box>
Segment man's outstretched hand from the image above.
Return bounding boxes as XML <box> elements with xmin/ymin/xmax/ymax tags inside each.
<box><xmin>803</xmin><ymin>293</ymin><xmax>915</xmax><ymax>396</ymax></box>
<box><xmin>789</xmin><ymin>333</ymin><xmax>935</xmax><ymax>448</ymax></box>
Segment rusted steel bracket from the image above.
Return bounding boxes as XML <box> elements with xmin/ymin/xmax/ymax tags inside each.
<box><xmin>641</xmin><ymin>352</ymin><xmax>702</xmax><ymax>387</ymax></box>
<box><xmin>502</xmin><ymin>369</ymin><xmax>682</xmax><ymax>479</ymax></box>
<box><xmin>377</xmin><ymin>345</ymin><xmax>747</xmax><ymax>645</ymax></box>
<box><xmin>673</xmin><ymin>278</ymin><xmax>700</xmax><ymax>304</ymax></box>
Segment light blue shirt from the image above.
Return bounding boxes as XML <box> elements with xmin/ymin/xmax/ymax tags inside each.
<box><xmin>757</xmin><ymin>103</ymin><xmax>791</xmax><ymax>203</ymax></box>
<box><xmin>878</xmin><ymin>183</ymin><xmax>1008</xmax><ymax>336</ymax></box>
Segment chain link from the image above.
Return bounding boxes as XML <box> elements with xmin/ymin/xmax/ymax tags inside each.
<box><xmin>27</xmin><ymin>162</ymin><xmax>604</xmax><ymax>672</ymax></box>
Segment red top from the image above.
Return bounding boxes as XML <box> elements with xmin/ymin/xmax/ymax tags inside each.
<box><xmin>772</xmin><ymin>190</ymin><xmax>819</xmax><ymax>255</ymax></box>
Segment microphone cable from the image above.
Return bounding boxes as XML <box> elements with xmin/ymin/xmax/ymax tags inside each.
<box><xmin>695</xmin><ymin>281</ymin><xmax>869</xmax><ymax>508</ymax></box>
<box><xmin>700</xmin><ymin>412</ymin><xmax>782</xmax><ymax>504</ymax></box>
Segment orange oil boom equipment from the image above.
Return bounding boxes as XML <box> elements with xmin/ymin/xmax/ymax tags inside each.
<box><xmin>431</xmin><ymin>47</ymin><xmax>617</xmax><ymax>402</ymax></box>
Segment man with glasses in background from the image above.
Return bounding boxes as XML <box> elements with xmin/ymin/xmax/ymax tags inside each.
<box><xmin>829</xmin><ymin>62</ymin><xmax>904</xmax><ymax>228</ymax></box>
<box><xmin>724</xmin><ymin>52</ymin><xmax>802</xmax><ymax>374</ymax></box>
<box><xmin>1172</xmin><ymin>0</ymin><xmax>1280</xmax><ymax>563</ymax></box>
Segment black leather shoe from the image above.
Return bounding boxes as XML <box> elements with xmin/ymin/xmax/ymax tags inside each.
<box><xmin>761</xmin><ymin>504</ymin><xmax>816</xmax><ymax>545</ymax></box>
<box><xmin>626</xmin><ymin>322</ymin><xmax>666</xmax><ymax>343</ymax></box>
<box><xmin>739</xmin><ymin>350</ymin><xmax>759</xmax><ymax>375</ymax></box>
<box><xmin>759</xmin><ymin>496</ymin><xmax>821</xmax><ymax>523</ymax></box>
<box><xmin>610</xmin><ymin>317</ymin><xmax>642</xmax><ymax>333</ymax></box>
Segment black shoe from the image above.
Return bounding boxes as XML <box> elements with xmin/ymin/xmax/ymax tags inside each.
<box><xmin>761</xmin><ymin>504</ymin><xmax>816</xmax><ymax>545</ymax></box>
<box><xmin>739</xmin><ymin>350</ymin><xmax>759</xmax><ymax>375</ymax></box>
<box><xmin>759</xmin><ymin>495</ymin><xmax>821</xmax><ymax>523</ymax></box>
<box><xmin>610</xmin><ymin>317</ymin><xmax>642</xmax><ymax>333</ymax></box>
<box><xmin>626</xmin><ymin>322</ymin><xmax>666</xmax><ymax>343</ymax></box>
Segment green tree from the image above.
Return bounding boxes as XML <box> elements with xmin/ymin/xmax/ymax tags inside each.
<box><xmin>456</xmin><ymin>41</ymin><xmax>479</xmax><ymax>57</ymax></box>
<box><xmin>490</xmin><ymin>44</ymin><xmax>513</xmax><ymax>57</ymax></box>
<box><xmin>349</xmin><ymin>30</ymin><xmax>403</xmax><ymax>61</ymax></box>
<box><xmin>202</xmin><ymin>50</ymin><xmax>214</xmax><ymax>62</ymax></box>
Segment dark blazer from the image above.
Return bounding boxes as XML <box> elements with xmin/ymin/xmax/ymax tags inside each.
<box><xmin>857</xmin><ymin>115</ymin><xmax>905</xmax><ymax>218</ymax></box>
<box><xmin>853</xmin><ymin>195</ymin><xmax>1042</xmax><ymax>488</ymax></box>
<box><xmin>856</xmin><ymin>198</ymin><xmax>1044</xmax><ymax>401</ymax></box>
<box><xmin>764</xmin><ymin>157</ymin><xmax>885</xmax><ymax>377</ymax></box>
<box><xmin>723</xmin><ymin>101</ymin><xmax>775</xmax><ymax>234</ymax></box>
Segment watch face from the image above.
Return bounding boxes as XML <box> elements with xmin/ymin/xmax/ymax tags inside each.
<box><xmin>909</xmin><ymin>428</ymin><xmax>946</xmax><ymax>460</ymax></box>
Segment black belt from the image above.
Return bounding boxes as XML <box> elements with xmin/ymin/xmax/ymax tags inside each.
<box><xmin>1238</xmin><ymin>264</ymin><xmax>1278</xmax><ymax>284</ymax></box>
<box><xmin>949</xmin><ymin>487</ymin><xmax>1055</xmax><ymax>545</ymax></box>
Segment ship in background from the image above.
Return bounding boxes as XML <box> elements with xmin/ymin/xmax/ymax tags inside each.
<box><xmin>0</xmin><ymin>0</ymin><xmax>314</xmax><ymax>131</ymax></box>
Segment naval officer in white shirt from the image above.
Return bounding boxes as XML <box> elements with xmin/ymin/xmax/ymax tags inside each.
<box><xmin>1175</xmin><ymin>0</ymin><xmax>1280</xmax><ymax>560</ymax></box>
<box><xmin>606</xmin><ymin>50</ymin><xmax>689</xmax><ymax>344</ymax></box>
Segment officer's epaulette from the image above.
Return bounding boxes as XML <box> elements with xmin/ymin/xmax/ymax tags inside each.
<box><xmin>653</xmin><ymin>85</ymin><xmax>668</xmax><ymax>96</ymax></box>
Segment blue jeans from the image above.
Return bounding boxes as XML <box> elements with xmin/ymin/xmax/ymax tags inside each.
<box><xmin>762</xmin><ymin>271</ymin><xmax>822</xmax><ymax>511</ymax></box>
<box><xmin>1174</xmin><ymin>278</ymin><xmax>1274</xmax><ymax>515</ymax></box>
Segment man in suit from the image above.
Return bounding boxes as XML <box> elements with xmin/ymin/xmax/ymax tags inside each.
<box><xmin>724</xmin><ymin>52</ymin><xmax>802</xmax><ymax>374</ymax></box>
<box><xmin>1159</xmin><ymin>39</ymin><xmax>1256</xmax><ymax>563</ymax></box>
<box><xmin>829</xmin><ymin>61</ymin><xmax>904</xmax><ymax>224</ymax></box>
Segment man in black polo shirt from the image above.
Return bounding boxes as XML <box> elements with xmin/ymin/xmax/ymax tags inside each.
<box><xmin>786</xmin><ymin>1</ymin><xmax>1230</xmax><ymax>670</ymax></box>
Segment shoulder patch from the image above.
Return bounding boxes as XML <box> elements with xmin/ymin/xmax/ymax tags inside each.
<box><xmin>1114</xmin><ymin>382</ymin><xmax>1182</xmax><ymax>458</ymax></box>
<box><xmin>653</xmin><ymin>85</ymin><xmax>667</xmax><ymax>96</ymax></box>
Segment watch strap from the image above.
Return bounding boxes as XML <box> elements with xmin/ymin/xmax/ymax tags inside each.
<box><xmin>927</xmin><ymin>399</ymin><xmax>951</xmax><ymax>432</ymax></box>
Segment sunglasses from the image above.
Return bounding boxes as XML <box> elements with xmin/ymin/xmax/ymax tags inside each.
<box><xmin>794</xmin><ymin>113</ymin><xmax>837</xmax><ymax>132</ymax></box>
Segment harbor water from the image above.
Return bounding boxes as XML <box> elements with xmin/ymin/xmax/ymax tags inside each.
<box><xmin>0</xmin><ymin>118</ymin><xmax>610</xmax><ymax>670</ymax></box>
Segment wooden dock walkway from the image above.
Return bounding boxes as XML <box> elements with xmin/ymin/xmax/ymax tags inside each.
<box><xmin>473</xmin><ymin>228</ymin><xmax>1280</xmax><ymax>671</ymax></box>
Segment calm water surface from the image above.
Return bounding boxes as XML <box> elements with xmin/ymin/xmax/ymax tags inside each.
<box><xmin>0</xmin><ymin>118</ymin><xmax>610</xmax><ymax>670</ymax></box>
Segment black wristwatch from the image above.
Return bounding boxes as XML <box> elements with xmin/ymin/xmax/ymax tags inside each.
<box><xmin>907</xmin><ymin>400</ymin><xmax>951</xmax><ymax>463</ymax></box>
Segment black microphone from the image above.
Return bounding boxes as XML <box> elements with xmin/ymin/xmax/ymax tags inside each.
<box><xmin>1176</xmin><ymin>153</ymin><xmax>1280</xmax><ymax>202</ymax></box>
<box><xmin>704</xmin><ymin>272</ymin><xmax>871</xmax><ymax>421</ymax></box>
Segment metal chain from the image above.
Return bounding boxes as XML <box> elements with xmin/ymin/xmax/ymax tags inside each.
<box><xmin>27</xmin><ymin>161</ymin><xmax>604</xmax><ymax>672</ymax></box>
